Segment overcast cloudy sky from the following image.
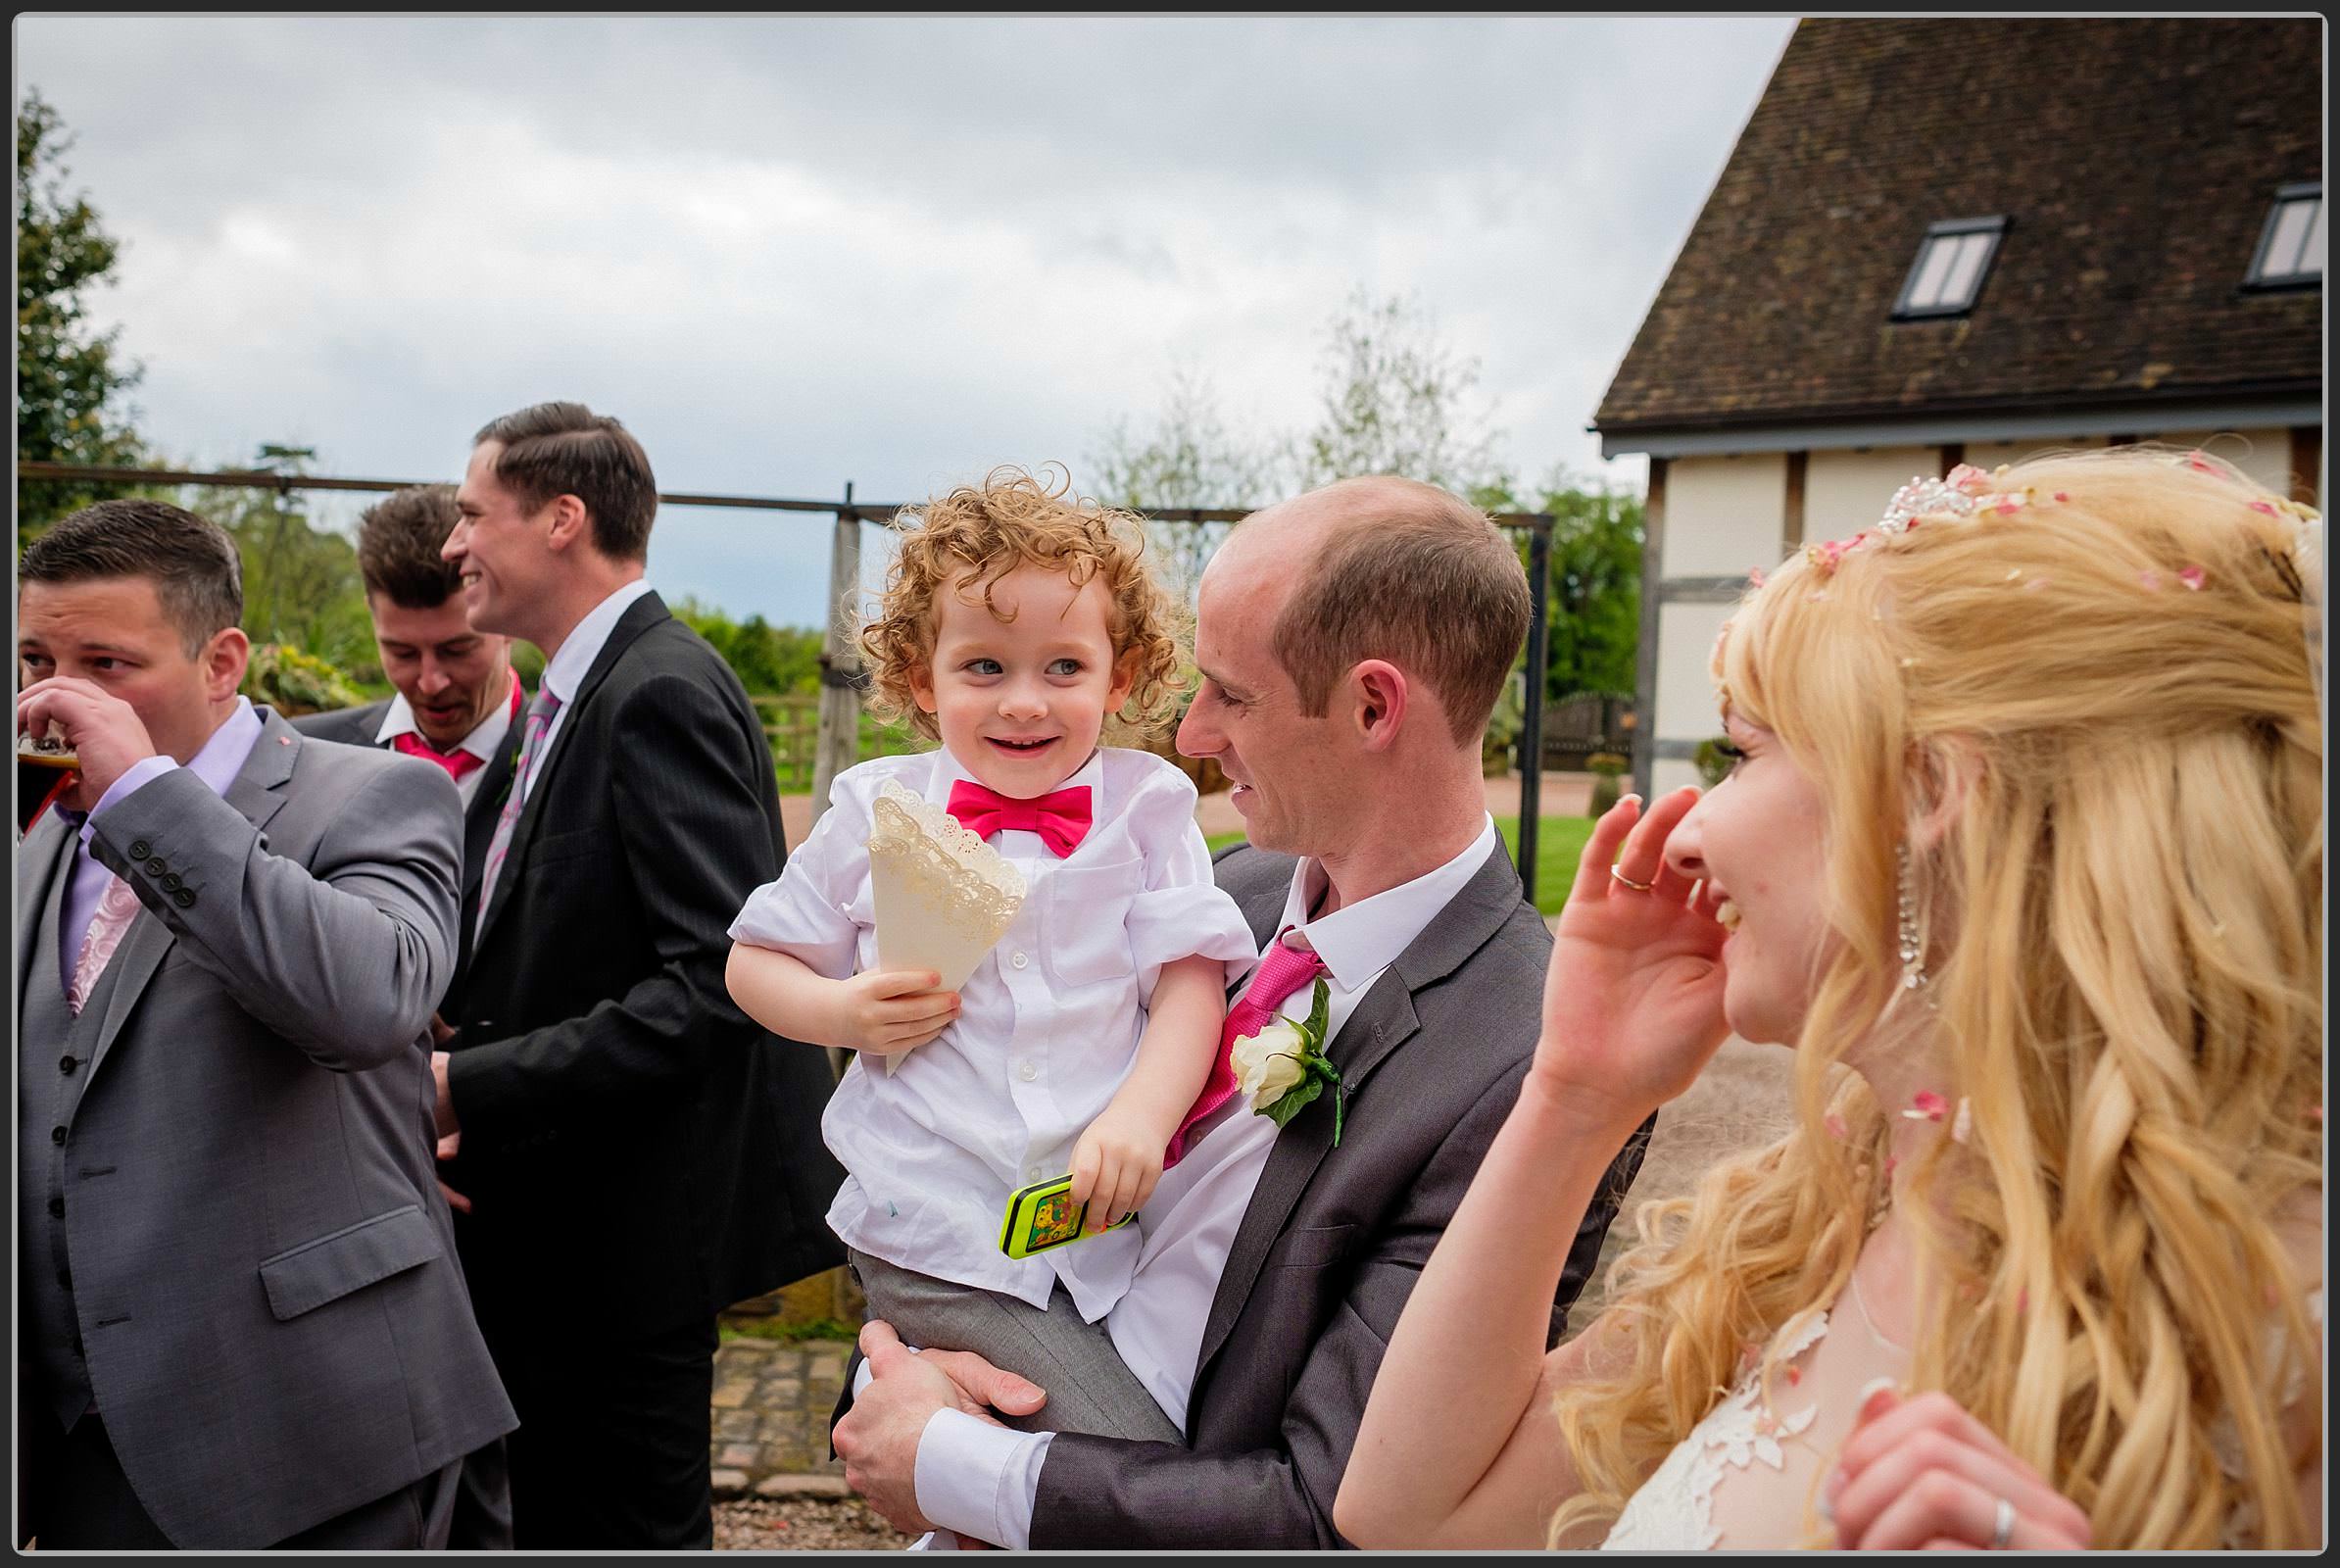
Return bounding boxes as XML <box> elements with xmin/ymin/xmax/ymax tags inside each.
<box><xmin>18</xmin><ymin>15</ymin><xmax>1795</xmax><ymax>627</ymax></box>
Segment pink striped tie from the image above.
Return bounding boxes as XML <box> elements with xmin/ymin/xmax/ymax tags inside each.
<box><xmin>474</xmin><ymin>686</ymin><xmax>562</xmax><ymax>940</ymax></box>
<box><xmin>67</xmin><ymin>874</ymin><xmax>143</xmax><ymax>1016</ymax></box>
<box><xmin>1166</xmin><ymin>927</ymin><xmax>1327</xmax><ymax>1166</ymax></box>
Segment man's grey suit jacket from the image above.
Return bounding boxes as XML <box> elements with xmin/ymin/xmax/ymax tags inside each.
<box><xmin>1027</xmin><ymin>837</ymin><xmax>1650</xmax><ymax>1548</ymax></box>
<box><xmin>15</xmin><ymin>708</ymin><xmax>516</xmax><ymax>1546</ymax></box>
<box><xmin>293</xmin><ymin>695</ymin><xmax>520</xmax><ymax>984</ymax></box>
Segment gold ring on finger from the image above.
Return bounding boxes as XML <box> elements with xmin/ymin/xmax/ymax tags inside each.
<box><xmin>1610</xmin><ymin>866</ymin><xmax>1657</xmax><ymax>893</ymax></box>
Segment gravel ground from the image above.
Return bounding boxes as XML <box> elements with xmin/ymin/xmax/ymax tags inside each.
<box><xmin>716</xmin><ymin>1496</ymin><xmax>913</xmax><ymax>1551</ymax></box>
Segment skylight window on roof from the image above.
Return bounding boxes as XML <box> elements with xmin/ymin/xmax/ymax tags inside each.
<box><xmin>2247</xmin><ymin>182</ymin><xmax>2322</xmax><ymax>288</ymax></box>
<box><xmin>1892</xmin><ymin>218</ymin><xmax>2006</xmax><ymax>319</ymax></box>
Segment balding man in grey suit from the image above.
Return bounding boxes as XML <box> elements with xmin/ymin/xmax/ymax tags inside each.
<box><xmin>15</xmin><ymin>500</ymin><xmax>515</xmax><ymax>1549</ymax></box>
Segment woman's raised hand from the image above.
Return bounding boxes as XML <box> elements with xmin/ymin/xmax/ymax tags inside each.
<box><xmin>1530</xmin><ymin>789</ymin><xmax>1731</xmax><ymax>1136</ymax></box>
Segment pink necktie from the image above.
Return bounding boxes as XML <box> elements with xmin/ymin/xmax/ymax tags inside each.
<box><xmin>1166</xmin><ymin>927</ymin><xmax>1328</xmax><ymax>1166</ymax></box>
<box><xmin>67</xmin><ymin>874</ymin><xmax>143</xmax><ymax>1016</ymax></box>
<box><xmin>474</xmin><ymin>686</ymin><xmax>563</xmax><ymax>940</ymax></box>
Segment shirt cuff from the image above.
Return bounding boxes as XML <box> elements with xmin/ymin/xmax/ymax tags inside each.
<box><xmin>83</xmin><ymin>756</ymin><xmax>180</xmax><ymax>843</ymax></box>
<box><xmin>914</xmin><ymin>1407</ymin><xmax>1051</xmax><ymax>1552</ymax></box>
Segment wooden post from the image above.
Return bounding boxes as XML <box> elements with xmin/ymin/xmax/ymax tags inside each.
<box><xmin>1631</xmin><ymin>459</ymin><xmax>1668</xmax><ymax>805</ymax></box>
<box><xmin>808</xmin><ymin>485</ymin><xmax>863</xmax><ymax>832</ymax></box>
<box><xmin>808</xmin><ymin>487</ymin><xmax>864</xmax><ymax>1087</ymax></box>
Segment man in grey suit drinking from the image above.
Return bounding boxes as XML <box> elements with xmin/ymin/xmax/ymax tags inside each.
<box><xmin>14</xmin><ymin>500</ymin><xmax>515</xmax><ymax>1548</ymax></box>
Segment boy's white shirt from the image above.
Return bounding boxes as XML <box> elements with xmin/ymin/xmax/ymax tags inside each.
<box><xmin>897</xmin><ymin>818</ymin><xmax>1502</xmax><ymax>1550</ymax></box>
<box><xmin>729</xmin><ymin>745</ymin><xmax>1256</xmax><ymax>1323</ymax></box>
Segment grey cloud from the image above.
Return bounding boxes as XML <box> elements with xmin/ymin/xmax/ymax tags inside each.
<box><xmin>18</xmin><ymin>14</ymin><xmax>1791</xmax><ymax>626</ymax></box>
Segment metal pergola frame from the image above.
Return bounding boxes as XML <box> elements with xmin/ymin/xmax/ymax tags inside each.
<box><xmin>16</xmin><ymin>462</ymin><xmax>1556</xmax><ymax>905</ymax></box>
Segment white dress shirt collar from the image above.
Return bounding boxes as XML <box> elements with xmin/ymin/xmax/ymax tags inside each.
<box><xmin>1273</xmin><ymin>813</ymin><xmax>1502</xmax><ymax>992</ymax></box>
<box><xmin>371</xmin><ymin>674</ymin><xmax>519</xmax><ymax>763</ymax></box>
<box><xmin>542</xmin><ymin>577</ymin><xmax>656</xmax><ymax>708</ymax></box>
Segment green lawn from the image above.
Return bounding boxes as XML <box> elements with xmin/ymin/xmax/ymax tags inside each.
<box><xmin>1205</xmin><ymin>812</ymin><xmax>1595</xmax><ymax>916</ymax></box>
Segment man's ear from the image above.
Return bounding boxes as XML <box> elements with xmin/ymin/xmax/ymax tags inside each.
<box><xmin>205</xmin><ymin>626</ymin><xmax>251</xmax><ymax>704</ymax></box>
<box><xmin>1349</xmin><ymin>659</ymin><xmax>1409</xmax><ymax>754</ymax></box>
<box><xmin>1907</xmin><ymin>735</ymin><xmax>1981</xmax><ymax>851</ymax></box>
<box><xmin>542</xmin><ymin>494</ymin><xmax>592</xmax><ymax>555</ymax></box>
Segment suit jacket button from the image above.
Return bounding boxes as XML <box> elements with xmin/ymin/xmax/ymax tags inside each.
<box><xmin>51</xmin><ymin>1126</ymin><xmax>66</xmax><ymax>1145</ymax></box>
<box><xmin>127</xmin><ymin>839</ymin><xmax>152</xmax><ymax>859</ymax></box>
<box><xmin>47</xmin><ymin>1197</ymin><xmax>65</xmax><ymax>1218</ymax></box>
<box><xmin>56</xmin><ymin>1269</ymin><xmax>72</xmax><ymax>1291</ymax></box>
<box><xmin>172</xmin><ymin>890</ymin><xmax>197</xmax><ymax>908</ymax></box>
<box><xmin>161</xmin><ymin>871</ymin><xmax>183</xmax><ymax>892</ymax></box>
<box><xmin>59</xmin><ymin>1055</ymin><xmax>78</xmax><ymax>1075</ymax></box>
<box><xmin>145</xmin><ymin>857</ymin><xmax>169</xmax><ymax>877</ymax></box>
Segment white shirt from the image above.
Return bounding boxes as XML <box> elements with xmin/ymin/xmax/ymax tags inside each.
<box><xmin>729</xmin><ymin>746</ymin><xmax>1256</xmax><ymax>1320</ymax></box>
<box><xmin>372</xmin><ymin>680</ymin><xmax>519</xmax><ymax>808</ymax></box>
<box><xmin>905</xmin><ymin>815</ymin><xmax>1503</xmax><ymax>1549</ymax></box>
<box><xmin>519</xmin><ymin>577</ymin><xmax>655</xmax><ymax>805</ymax></box>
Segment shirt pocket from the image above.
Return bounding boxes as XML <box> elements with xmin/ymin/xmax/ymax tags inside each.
<box><xmin>1041</xmin><ymin>858</ymin><xmax>1141</xmax><ymax>989</ymax></box>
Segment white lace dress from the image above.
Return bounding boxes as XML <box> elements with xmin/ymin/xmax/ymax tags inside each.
<box><xmin>1601</xmin><ymin>1275</ymin><xmax>1904</xmax><ymax>1550</ymax></box>
<box><xmin>1600</xmin><ymin>1278</ymin><xmax>2324</xmax><ymax>1551</ymax></box>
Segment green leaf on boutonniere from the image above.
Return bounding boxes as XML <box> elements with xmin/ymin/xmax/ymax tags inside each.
<box><xmin>1255</xmin><ymin>978</ymin><xmax>1344</xmax><ymax>1147</ymax></box>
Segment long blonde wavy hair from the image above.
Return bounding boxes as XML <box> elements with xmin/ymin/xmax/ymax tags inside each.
<box><xmin>1551</xmin><ymin>448</ymin><xmax>2323</xmax><ymax>1548</ymax></box>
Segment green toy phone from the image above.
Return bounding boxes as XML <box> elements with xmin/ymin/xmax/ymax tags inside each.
<box><xmin>999</xmin><ymin>1174</ymin><xmax>1138</xmax><ymax>1260</ymax></box>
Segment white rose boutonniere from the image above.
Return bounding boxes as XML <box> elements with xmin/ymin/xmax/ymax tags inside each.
<box><xmin>1230</xmin><ymin>978</ymin><xmax>1343</xmax><ymax>1145</ymax></box>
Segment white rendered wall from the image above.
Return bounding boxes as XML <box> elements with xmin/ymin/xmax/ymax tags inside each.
<box><xmin>1652</xmin><ymin>758</ymin><xmax>1705</xmax><ymax>797</ymax></box>
<box><xmin>1654</xmin><ymin>598</ymin><xmax>1736</xmax><ymax>757</ymax></box>
<box><xmin>1663</xmin><ymin>454</ymin><xmax>1787</xmax><ymax>577</ymax></box>
<box><xmin>1802</xmin><ymin>446</ymin><xmax>1942</xmax><ymax>544</ymax></box>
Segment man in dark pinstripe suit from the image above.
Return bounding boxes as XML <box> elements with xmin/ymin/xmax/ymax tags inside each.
<box><xmin>430</xmin><ymin>401</ymin><xmax>844</xmax><ymax>1548</ymax></box>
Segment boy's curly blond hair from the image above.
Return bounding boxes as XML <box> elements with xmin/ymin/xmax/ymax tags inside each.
<box><xmin>858</xmin><ymin>465</ymin><xmax>1190</xmax><ymax>743</ymax></box>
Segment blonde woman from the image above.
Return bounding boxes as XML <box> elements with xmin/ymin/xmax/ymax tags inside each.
<box><xmin>1334</xmin><ymin>450</ymin><xmax>2323</xmax><ymax>1550</ymax></box>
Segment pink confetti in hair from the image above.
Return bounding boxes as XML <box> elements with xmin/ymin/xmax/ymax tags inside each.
<box><xmin>1903</xmin><ymin>1090</ymin><xmax>1949</xmax><ymax>1122</ymax></box>
<box><xmin>1826</xmin><ymin>1113</ymin><xmax>1849</xmax><ymax>1140</ymax></box>
<box><xmin>2023</xmin><ymin>576</ymin><xmax>2049</xmax><ymax>593</ymax></box>
<box><xmin>1785</xmin><ymin>1365</ymin><xmax>1802</xmax><ymax>1387</ymax></box>
<box><xmin>2178</xmin><ymin>565</ymin><xmax>2205</xmax><ymax>591</ymax></box>
<box><xmin>2017</xmin><ymin>1288</ymin><xmax>2029</xmax><ymax>1314</ymax></box>
<box><xmin>1748</xmin><ymin>566</ymin><xmax>1767</xmax><ymax>588</ymax></box>
<box><xmin>2053</xmin><ymin>491</ymin><xmax>2071</xmax><ymax>503</ymax></box>
<box><xmin>2139</xmin><ymin>570</ymin><xmax>2163</xmax><ymax>591</ymax></box>
<box><xmin>2185</xmin><ymin>450</ymin><xmax>2218</xmax><ymax>473</ymax></box>
<box><xmin>1945</xmin><ymin>464</ymin><xmax>1992</xmax><ymax>495</ymax></box>
<box><xmin>2250</xmin><ymin>500</ymin><xmax>2279</xmax><ymax>516</ymax></box>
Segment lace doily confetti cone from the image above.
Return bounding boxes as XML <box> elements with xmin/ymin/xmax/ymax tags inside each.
<box><xmin>866</xmin><ymin>779</ymin><xmax>1025</xmax><ymax>1074</ymax></box>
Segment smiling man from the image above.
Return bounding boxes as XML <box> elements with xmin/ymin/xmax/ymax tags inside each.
<box><xmin>426</xmin><ymin>401</ymin><xmax>843</xmax><ymax>1548</ymax></box>
<box><xmin>297</xmin><ymin>485</ymin><xmax>522</xmax><ymax>989</ymax></box>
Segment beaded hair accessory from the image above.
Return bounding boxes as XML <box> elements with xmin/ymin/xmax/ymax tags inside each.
<box><xmin>1802</xmin><ymin>465</ymin><xmax>2017</xmax><ymax>575</ymax></box>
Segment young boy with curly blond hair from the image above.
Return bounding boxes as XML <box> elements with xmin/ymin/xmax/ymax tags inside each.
<box><xmin>726</xmin><ymin>466</ymin><xmax>1254</xmax><ymax>1441</ymax></box>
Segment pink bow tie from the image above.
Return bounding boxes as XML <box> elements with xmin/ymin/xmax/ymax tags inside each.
<box><xmin>946</xmin><ymin>779</ymin><xmax>1094</xmax><ymax>858</ymax></box>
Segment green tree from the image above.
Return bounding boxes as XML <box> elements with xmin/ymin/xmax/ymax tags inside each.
<box><xmin>18</xmin><ymin>88</ymin><xmax>146</xmax><ymax>543</ymax></box>
<box><xmin>1091</xmin><ymin>290</ymin><xmax>1509</xmax><ymax>590</ymax></box>
<box><xmin>1513</xmin><ymin>471</ymin><xmax>1643</xmax><ymax>702</ymax></box>
<box><xmin>670</xmin><ymin>597</ymin><xmax>824</xmax><ymax>695</ymax></box>
<box><xmin>187</xmin><ymin>446</ymin><xmax>376</xmax><ymax>674</ymax></box>
<box><xmin>1091</xmin><ymin>366</ymin><xmax>1283</xmax><ymax>597</ymax></box>
<box><xmin>1297</xmin><ymin>289</ymin><xmax>1506</xmax><ymax>497</ymax></box>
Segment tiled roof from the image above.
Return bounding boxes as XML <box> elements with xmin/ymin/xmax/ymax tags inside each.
<box><xmin>1594</xmin><ymin>18</ymin><xmax>2323</xmax><ymax>434</ymax></box>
